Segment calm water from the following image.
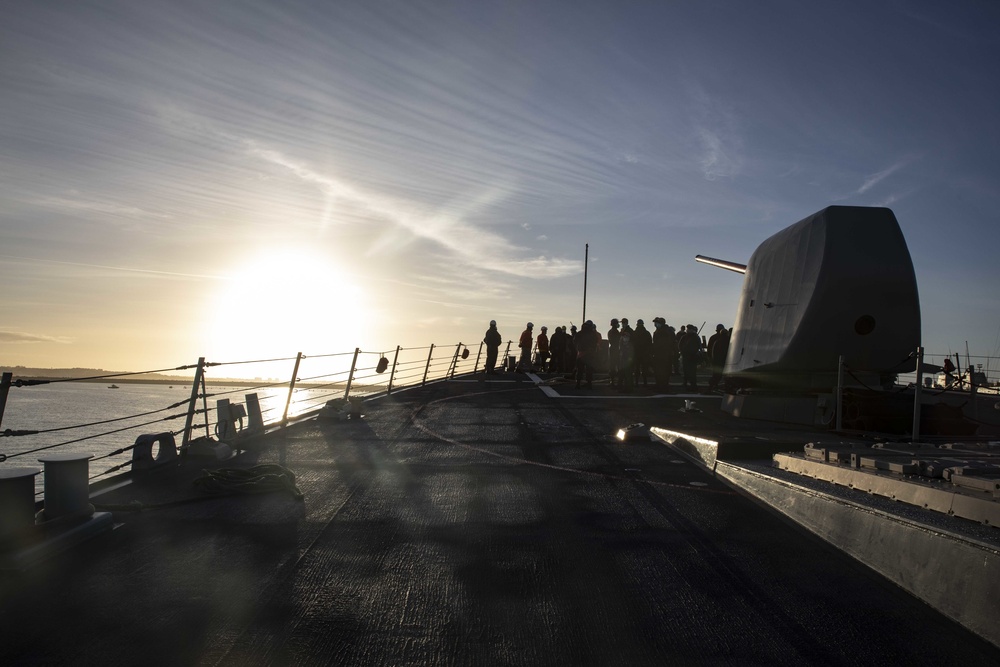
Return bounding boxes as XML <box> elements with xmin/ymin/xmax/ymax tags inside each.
<box><xmin>1</xmin><ymin>381</ymin><xmax>336</xmax><ymax>495</ymax></box>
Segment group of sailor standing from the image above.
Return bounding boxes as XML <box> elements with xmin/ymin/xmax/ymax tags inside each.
<box><xmin>482</xmin><ymin>319</ymin><xmax>731</xmax><ymax>393</ymax></box>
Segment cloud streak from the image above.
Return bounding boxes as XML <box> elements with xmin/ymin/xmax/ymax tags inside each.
<box><xmin>858</xmin><ymin>156</ymin><xmax>919</xmax><ymax>194</ymax></box>
<box><xmin>0</xmin><ymin>255</ymin><xmax>230</xmax><ymax>281</ymax></box>
<box><xmin>243</xmin><ymin>140</ymin><xmax>581</xmax><ymax>279</ymax></box>
<box><xmin>0</xmin><ymin>331</ymin><xmax>74</xmax><ymax>344</ymax></box>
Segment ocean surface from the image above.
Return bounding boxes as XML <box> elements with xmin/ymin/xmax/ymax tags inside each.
<box><xmin>1</xmin><ymin>381</ymin><xmax>336</xmax><ymax>496</ymax></box>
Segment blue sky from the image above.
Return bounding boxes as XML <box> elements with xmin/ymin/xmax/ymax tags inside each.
<box><xmin>2</xmin><ymin>0</ymin><xmax>999</xmax><ymax>372</ymax></box>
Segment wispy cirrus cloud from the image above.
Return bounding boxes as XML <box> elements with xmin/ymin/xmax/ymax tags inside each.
<box><xmin>0</xmin><ymin>255</ymin><xmax>229</xmax><ymax>281</ymax></box>
<box><xmin>243</xmin><ymin>140</ymin><xmax>581</xmax><ymax>279</ymax></box>
<box><xmin>0</xmin><ymin>330</ymin><xmax>74</xmax><ymax>344</ymax></box>
<box><xmin>30</xmin><ymin>194</ymin><xmax>171</xmax><ymax>220</ymax></box>
<box><xmin>858</xmin><ymin>156</ymin><xmax>920</xmax><ymax>194</ymax></box>
<box><xmin>686</xmin><ymin>82</ymin><xmax>744</xmax><ymax>181</ymax></box>
<box><xmin>697</xmin><ymin>127</ymin><xmax>743</xmax><ymax>181</ymax></box>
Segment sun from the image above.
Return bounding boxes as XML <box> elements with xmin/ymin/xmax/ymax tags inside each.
<box><xmin>205</xmin><ymin>246</ymin><xmax>370</xmax><ymax>372</ymax></box>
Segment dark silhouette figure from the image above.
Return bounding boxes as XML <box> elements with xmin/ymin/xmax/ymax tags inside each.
<box><xmin>518</xmin><ymin>322</ymin><xmax>534</xmax><ymax>371</ymax></box>
<box><xmin>618</xmin><ymin>319</ymin><xmax>634</xmax><ymax>392</ymax></box>
<box><xmin>651</xmin><ymin>317</ymin><xmax>675</xmax><ymax>391</ymax></box>
<box><xmin>549</xmin><ymin>326</ymin><xmax>567</xmax><ymax>373</ymax></box>
<box><xmin>707</xmin><ymin>324</ymin><xmax>731</xmax><ymax>392</ymax></box>
<box><xmin>483</xmin><ymin>320</ymin><xmax>502</xmax><ymax>374</ymax></box>
<box><xmin>535</xmin><ymin>326</ymin><xmax>550</xmax><ymax>370</ymax></box>
<box><xmin>632</xmin><ymin>319</ymin><xmax>652</xmax><ymax>387</ymax></box>
<box><xmin>575</xmin><ymin>321</ymin><xmax>601</xmax><ymax>389</ymax></box>
<box><xmin>678</xmin><ymin>324</ymin><xmax>701</xmax><ymax>391</ymax></box>
<box><xmin>564</xmin><ymin>325</ymin><xmax>578</xmax><ymax>379</ymax></box>
<box><xmin>607</xmin><ymin>319</ymin><xmax>621</xmax><ymax>385</ymax></box>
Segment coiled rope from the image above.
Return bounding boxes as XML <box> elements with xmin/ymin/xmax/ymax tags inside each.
<box><xmin>94</xmin><ymin>464</ymin><xmax>303</xmax><ymax>512</ymax></box>
<box><xmin>192</xmin><ymin>464</ymin><xmax>303</xmax><ymax>500</ymax></box>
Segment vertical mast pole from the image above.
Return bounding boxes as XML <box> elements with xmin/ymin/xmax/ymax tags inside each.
<box><xmin>582</xmin><ymin>243</ymin><xmax>589</xmax><ymax>324</ymax></box>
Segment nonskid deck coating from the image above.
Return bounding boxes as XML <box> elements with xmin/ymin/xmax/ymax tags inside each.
<box><xmin>1</xmin><ymin>376</ymin><xmax>998</xmax><ymax>665</ymax></box>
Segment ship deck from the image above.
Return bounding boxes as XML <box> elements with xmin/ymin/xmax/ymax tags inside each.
<box><xmin>2</xmin><ymin>373</ymin><xmax>999</xmax><ymax>665</ymax></box>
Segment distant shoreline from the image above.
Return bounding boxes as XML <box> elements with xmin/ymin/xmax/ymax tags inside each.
<box><xmin>2</xmin><ymin>372</ymin><xmax>341</xmax><ymax>389</ymax></box>
<box><xmin>11</xmin><ymin>377</ymin><xmax>348</xmax><ymax>390</ymax></box>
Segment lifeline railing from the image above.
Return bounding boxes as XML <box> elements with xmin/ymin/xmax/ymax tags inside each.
<box><xmin>0</xmin><ymin>339</ymin><xmax>518</xmax><ymax>495</ymax></box>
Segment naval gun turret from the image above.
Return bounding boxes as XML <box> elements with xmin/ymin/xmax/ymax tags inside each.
<box><xmin>699</xmin><ymin>206</ymin><xmax>920</xmax><ymax>414</ymax></box>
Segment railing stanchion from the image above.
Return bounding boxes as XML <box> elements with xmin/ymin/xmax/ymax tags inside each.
<box><xmin>282</xmin><ymin>352</ymin><xmax>303</xmax><ymax>427</ymax></box>
<box><xmin>423</xmin><ymin>345</ymin><xmax>435</xmax><ymax>386</ymax></box>
<box><xmin>0</xmin><ymin>371</ymin><xmax>11</xmax><ymax>431</ymax></box>
<box><xmin>912</xmin><ymin>346</ymin><xmax>923</xmax><ymax>443</ymax></box>
<box><xmin>449</xmin><ymin>343</ymin><xmax>462</xmax><ymax>379</ymax></box>
<box><xmin>182</xmin><ymin>358</ymin><xmax>206</xmax><ymax>446</ymax></box>
<box><xmin>388</xmin><ymin>345</ymin><xmax>401</xmax><ymax>394</ymax></box>
<box><xmin>502</xmin><ymin>341</ymin><xmax>512</xmax><ymax>371</ymax></box>
<box><xmin>200</xmin><ymin>371</ymin><xmax>210</xmax><ymax>440</ymax></box>
<box><xmin>474</xmin><ymin>342</ymin><xmax>483</xmax><ymax>374</ymax></box>
<box><xmin>344</xmin><ymin>348</ymin><xmax>360</xmax><ymax>399</ymax></box>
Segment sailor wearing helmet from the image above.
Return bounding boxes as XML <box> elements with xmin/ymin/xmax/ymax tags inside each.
<box><xmin>518</xmin><ymin>322</ymin><xmax>534</xmax><ymax>372</ymax></box>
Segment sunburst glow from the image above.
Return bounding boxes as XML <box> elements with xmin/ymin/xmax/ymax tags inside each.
<box><xmin>206</xmin><ymin>247</ymin><xmax>369</xmax><ymax>368</ymax></box>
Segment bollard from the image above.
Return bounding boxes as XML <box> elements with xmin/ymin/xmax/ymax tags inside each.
<box><xmin>0</xmin><ymin>468</ymin><xmax>40</xmax><ymax>541</ymax></box>
<box><xmin>37</xmin><ymin>453</ymin><xmax>94</xmax><ymax>521</ymax></box>
<box><xmin>245</xmin><ymin>393</ymin><xmax>265</xmax><ymax>434</ymax></box>
<box><xmin>132</xmin><ymin>433</ymin><xmax>178</xmax><ymax>471</ymax></box>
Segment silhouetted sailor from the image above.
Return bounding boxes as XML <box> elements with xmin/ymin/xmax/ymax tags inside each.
<box><xmin>607</xmin><ymin>319</ymin><xmax>621</xmax><ymax>385</ymax></box>
<box><xmin>707</xmin><ymin>324</ymin><xmax>731</xmax><ymax>392</ymax></box>
<box><xmin>575</xmin><ymin>320</ymin><xmax>601</xmax><ymax>389</ymax></box>
<box><xmin>549</xmin><ymin>326</ymin><xmax>567</xmax><ymax>373</ymax></box>
<box><xmin>535</xmin><ymin>326</ymin><xmax>550</xmax><ymax>370</ymax></box>
<box><xmin>618</xmin><ymin>319</ymin><xmax>634</xmax><ymax>392</ymax></box>
<box><xmin>518</xmin><ymin>322</ymin><xmax>534</xmax><ymax>372</ymax></box>
<box><xmin>564</xmin><ymin>325</ymin><xmax>578</xmax><ymax>379</ymax></box>
<box><xmin>678</xmin><ymin>324</ymin><xmax>701</xmax><ymax>391</ymax></box>
<box><xmin>483</xmin><ymin>320</ymin><xmax>502</xmax><ymax>374</ymax></box>
<box><xmin>632</xmin><ymin>319</ymin><xmax>652</xmax><ymax>387</ymax></box>
<box><xmin>651</xmin><ymin>317</ymin><xmax>674</xmax><ymax>391</ymax></box>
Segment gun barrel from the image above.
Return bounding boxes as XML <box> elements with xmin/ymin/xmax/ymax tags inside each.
<box><xmin>695</xmin><ymin>255</ymin><xmax>747</xmax><ymax>274</ymax></box>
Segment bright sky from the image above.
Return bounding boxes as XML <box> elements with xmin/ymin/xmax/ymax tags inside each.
<box><xmin>2</xmin><ymin>0</ymin><xmax>999</xmax><ymax>373</ymax></box>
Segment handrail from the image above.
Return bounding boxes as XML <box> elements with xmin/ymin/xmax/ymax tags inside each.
<box><xmin>0</xmin><ymin>341</ymin><xmax>483</xmax><ymax>488</ymax></box>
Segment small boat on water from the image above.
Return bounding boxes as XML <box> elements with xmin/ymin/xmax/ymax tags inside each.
<box><xmin>107</xmin><ymin>384</ymin><xmax>119</xmax><ymax>389</ymax></box>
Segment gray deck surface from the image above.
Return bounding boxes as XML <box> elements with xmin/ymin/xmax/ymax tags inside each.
<box><xmin>2</xmin><ymin>376</ymin><xmax>999</xmax><ymax>665</ymax></box>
